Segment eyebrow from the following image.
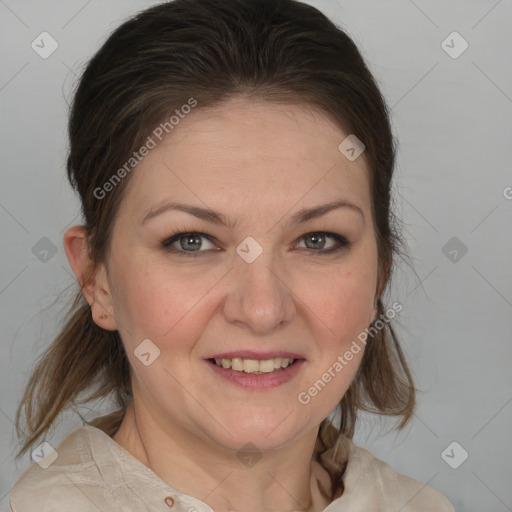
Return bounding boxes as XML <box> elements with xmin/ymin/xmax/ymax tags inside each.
<box><xmin>141</xmin><ymin>199</ymin><xmax>364</xmax><ymax>227</ymax></box>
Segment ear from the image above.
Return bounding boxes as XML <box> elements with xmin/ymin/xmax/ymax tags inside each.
<box><xmin>374</xmin><ymin>251</ymin><xmax>393</xmax><ymax>307</ymax></box>
<box><xmin>63</xmin><ymin>225</ymin><xmax>117</xmax><ymax>331</ymax></box>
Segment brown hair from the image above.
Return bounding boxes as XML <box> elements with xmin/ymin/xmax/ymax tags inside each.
<box><xmin>15</xmin><ymin>0</ymin><xmax>415</xmax><ymax>499</ymax></box>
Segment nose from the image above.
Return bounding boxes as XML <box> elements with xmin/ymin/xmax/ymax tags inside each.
<box><xmin>222</xmin><ymin>248</ymin><xmax>296</xmax><ymax>336</ymax></box>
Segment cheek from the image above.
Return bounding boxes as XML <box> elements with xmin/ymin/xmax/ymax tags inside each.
<box><xmin>109</xmin><ymin>257</ymin><xmax>220</xmax><ymax>345</ymax></box>
<box><xmin>306</xmin><ymin>267</ymin><xmax>376</xmax><ymax>348</ymax></box>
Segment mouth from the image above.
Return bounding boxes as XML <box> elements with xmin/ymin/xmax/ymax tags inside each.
<box><xmin>204</xmin><ymin>354</ymin><xmax>305</xmax><ymax>389</ymax></box>
<box><xmin>207</xmin><ymin>356</ymin><xmax>302</xmax><ymax>374</ymax></box>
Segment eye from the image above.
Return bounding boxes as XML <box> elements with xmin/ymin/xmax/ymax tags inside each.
<box><xmin>295</xmin><ymin>232</ymin><xmax>349</xmax><ymax>254</ymax></box>
<box><xmin>162</xmin><ymin>232</ymin><xmax>217</xmax><ymax>256</ymax></box>
<box><xmin>161</xmin><ymin>230</ymin><xmax>350</xmax><ymax>258</ymax></box>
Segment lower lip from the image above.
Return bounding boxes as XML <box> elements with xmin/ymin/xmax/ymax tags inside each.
<box><xmin>205</xmin><ymin>359</ymin><xmax>305</xmax><ymax>389</ymax></box>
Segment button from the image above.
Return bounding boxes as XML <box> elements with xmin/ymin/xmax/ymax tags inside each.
<box><xmin>164</xmin><ymin>496</ymin><xmax>175</xmax><ymax>507</ymax></box>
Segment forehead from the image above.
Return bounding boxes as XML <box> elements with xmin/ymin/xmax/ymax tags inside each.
<box><xmin>120</xmin><ymin>97</ymin><xmax>371</xmax><ymax>218</ymax></box>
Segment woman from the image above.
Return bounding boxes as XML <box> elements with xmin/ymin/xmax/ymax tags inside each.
<box><xmin>11</xmin><ymin>0</ymin><xmax>455</xmax><ymax>510</ymax></box>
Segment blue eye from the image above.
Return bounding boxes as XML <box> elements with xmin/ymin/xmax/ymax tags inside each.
<box><xmin>161</xmin><ymin>231</ymin><xmax>350</xmax><ymax>257</ymax></box>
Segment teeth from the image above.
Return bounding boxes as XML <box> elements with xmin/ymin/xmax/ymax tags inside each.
<box><xmin>243</xmin><ymin>359</ymin><xmax>259</xmax><ymax>373</ymax></box>
<box><xmin>232</xmin><ymin>358</ymin><xmax>243</xmax><ymax>371</ymax></box>
<box><xmin>259</xmin><ymin>359</ymin><xmax>275</xmax><ymax>373</ymax></box>
<box><xmin>213</xmin><ymin>357</ymin><xmax>296</xmax><ymax>374</ymax></box>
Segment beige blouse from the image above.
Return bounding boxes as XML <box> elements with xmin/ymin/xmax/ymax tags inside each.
<box><xmin>10</xmin><ymin>409</ymin><xmax>455</xmax><ymax>511</ymax></box>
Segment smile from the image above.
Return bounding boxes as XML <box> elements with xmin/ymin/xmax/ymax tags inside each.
<box><xmin>205</xmin><ymin>357</ymin><xmax>305</xmax><ymax>389</ymax></box>
<box><xmin>211</xmin><ymin>357</ymin><xmax>295</xmax><ymax>374</ymax></box>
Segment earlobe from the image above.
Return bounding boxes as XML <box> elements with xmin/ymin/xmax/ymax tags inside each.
<box><xmin>90</xmin><ymin>265</ymin><xmax>118</xmax><ymax>331</ymax></box>
<box><xmin>63</xmin><ymin>225</ymin><xmax>117</xmax><ymax>331</ymax></box>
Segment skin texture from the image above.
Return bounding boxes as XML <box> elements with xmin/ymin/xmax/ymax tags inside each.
<box><xmin>64</xmin><ymin>97</ymin><xmax>380</xmax><ymax>512</ymax></box>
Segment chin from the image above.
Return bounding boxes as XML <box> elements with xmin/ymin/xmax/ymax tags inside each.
<box><xmin>212</xmin><ymin>416</ymin><xmax>306</xmax><ymax>452</ymax></box>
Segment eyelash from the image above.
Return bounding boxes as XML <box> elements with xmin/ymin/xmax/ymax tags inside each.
<box><xmin>161</xmin><ymin>230</ymin><xmax>350</xmax><ymax>257</ymax></box>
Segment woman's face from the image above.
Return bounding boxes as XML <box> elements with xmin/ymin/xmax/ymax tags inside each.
<box><xmin>102</xmin><ymin>97</ymin><xmax>379</xmax><ymax>450</ymax></box>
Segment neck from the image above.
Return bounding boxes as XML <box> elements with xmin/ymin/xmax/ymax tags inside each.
<box><xmin>112</xmin><ymin>400</ymin><xmax>333</xmax><ymax>512</ymax></box>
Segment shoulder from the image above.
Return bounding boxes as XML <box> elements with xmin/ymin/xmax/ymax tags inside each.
<box><xmin>339</xmin><ymin>440</ymin><xmax>455</xmax><ymax>511</ymax></box>
<box><xmin>10</xmin><ymin>424</ymin><xmax>118</xmax><ymax>512</ymax></box>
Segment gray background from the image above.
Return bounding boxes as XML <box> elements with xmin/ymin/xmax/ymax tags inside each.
<box><xmin>1</xmin><ymin>0</ymin><xmax>511</xmax><ymax>510</ymax></box>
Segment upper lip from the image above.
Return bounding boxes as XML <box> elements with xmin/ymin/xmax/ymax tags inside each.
<box><xmin>206</xmin><ymin>351</ymin><xmax>305</xmax><ymax>361</ymax></box>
